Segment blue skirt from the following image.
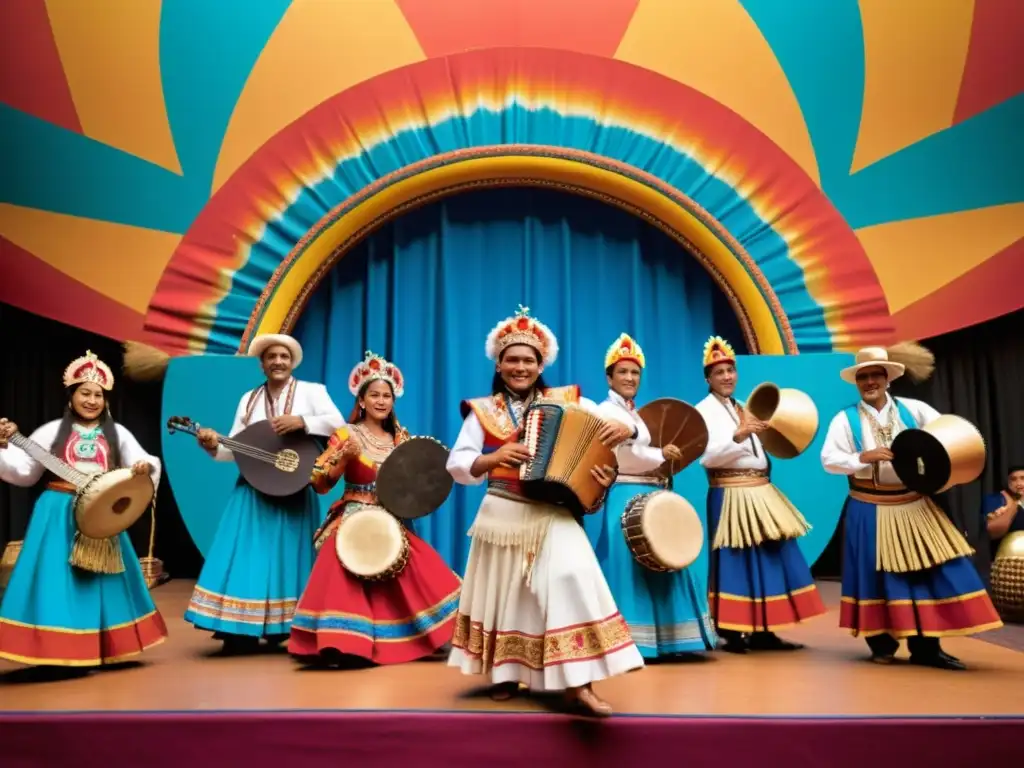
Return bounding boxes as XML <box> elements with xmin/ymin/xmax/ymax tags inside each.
<box><xmin>840</xmin><ymin>496</ymin><xmax>1002</xmax><ymax>637</ymax></box>
<box><xmin>706</xmin><ymin>487</ymin><xmax>826</xmax><ymax>632</ymax></box>
<box><xmin>185</xmin><ymin>481</ymin><xmax>321</xmax><ymax>638</ymax></box>
<box><xmin>0</xmin><ymin>489</ymin><xmax>167</xmax><ymax>666</ymax></box>
<box><xmin>583</xmin><ymin>482</ymin><xmax>716</xmax><ymax>657</ymax></box>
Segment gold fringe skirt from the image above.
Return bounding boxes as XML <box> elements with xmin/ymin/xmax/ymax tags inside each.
<box><xmin>709</xmin><ymin>479</ymin><xmax>811</xmax><ymax>550</ymax></box>
<box><xmin>871</xmin><ymin>495</ymin><xmax>974</xmax><ymax>574</ymax></box>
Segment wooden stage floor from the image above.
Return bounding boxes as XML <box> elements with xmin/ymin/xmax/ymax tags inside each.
<box><xmin>2</xmin><ymin>580</ymin><xmax>1023</xmax><ymax>717</ymax></box>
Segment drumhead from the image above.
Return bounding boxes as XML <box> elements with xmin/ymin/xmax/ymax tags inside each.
<box><xmin>75</xmin><ymin>468</ymin><xmax>155</xmax><ymax>539</ymax></box>
<box><xmin>376</xmin><ymin>437</ymin><xmax>454</xmax><ymax>520</ymax></box>
<box><xmin>639</xmin><ymin>491</ymin><xmax>704</xmax><ymax>570</ymax></box>
<box><xmin>335</xmin><ymin>507</ymin><xmax>405</xmax><ymax>577</ymax></box>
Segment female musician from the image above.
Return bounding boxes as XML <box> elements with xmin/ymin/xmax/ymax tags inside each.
<box><xmin>587</xmin><ymin>334</ymin><xmax>717</xmax><ymax>658</ymax></box>
<box><xmin>0</xmin><ymin>351</ymin><xmax>167</xmax><ymax>667</ymax></box>
<box><xmin>446</xmin><ymin>306</ymin><xmax>643</xmax><ymax>718</ymax></box>
<box><xmin>288</xmin><ymin>351</ymin><xmax>462</xmax><ymax>665</ymax></box>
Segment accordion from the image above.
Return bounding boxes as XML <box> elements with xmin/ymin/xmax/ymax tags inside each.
<box><xmin>519</xmin><ymin>401</ymin><xmax>617</xmax><ymax>516</ymax></box>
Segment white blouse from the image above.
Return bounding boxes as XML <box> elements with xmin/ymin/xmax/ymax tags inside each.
<box><xmin>595</xmin><ymin>390</ymin><xmax>666</xmax><ymax>475</ymax></box>
<box><xmin>213</xmin><ymin>378</ymin><xmax>344</xmax><ymax>462</ymax></box>
<box><xmin>820</xmin><ymin>394</ymin><xmax>940</xmax><ymax>485</ymax></box>
<box><xmin>0</xmin><ymin>419</ymin><xmax>161</xmax><ymax>488</ymax></box>
<box><xmin>695</xmin><ymin>392</ymin><xmax>768</xmax><ymax>471</ymax></box>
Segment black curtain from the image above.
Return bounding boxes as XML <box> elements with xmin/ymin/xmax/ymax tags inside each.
<box><xmin>0</xmin><ymin>303</ymin><xmax>201</xmax><ymax>578</ymax></box>
<box><xmin>814</xmin><ymin>307</ymin><xmax>1024</xmax><ymax>583</ymax></box>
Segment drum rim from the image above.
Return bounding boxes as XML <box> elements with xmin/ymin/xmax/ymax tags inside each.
<box><xmin>334</xmin><ymin>506</ymin><xmax>408</xmax><ymax>576</ymax></box>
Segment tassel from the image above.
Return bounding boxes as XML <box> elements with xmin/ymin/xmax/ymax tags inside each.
<box><xmin>887</xmin><ymin>341</ymin><xmax>936</xmax><ymax>383</ymax></box>
<box><xmin>122</xmin><ymin>340</ymin><xmax>171</xmax><ymax>382</ymax></box>
<box><xmin>69</xmin><ymin>532</ymin><xmax>125</xmax><ymax>574</ymax></box>
<box><xmin>1</xmin><ymin>539</ymin><xmax>23</xmax><ymax>589</ymax></box>
<box><xmin>138</xmin><ymin>496</ymin><xmax>169</xmax><ymax>589</ymax></box>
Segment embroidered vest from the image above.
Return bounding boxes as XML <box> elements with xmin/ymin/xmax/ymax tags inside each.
<box><xmin>843</xmin><ymin>398</ymin><xmax>918</xmax><ymax>453</ymax></box>
<box><xmin>461</xmin><ymin>385</ymin><xmax>581</xmax><ymax>496</ymax></box>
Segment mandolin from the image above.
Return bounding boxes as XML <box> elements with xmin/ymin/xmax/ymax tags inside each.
<box><xmin>167</xmin><ymin>416</ymin><xmax>321</xmax><ymax>497</ymax></box>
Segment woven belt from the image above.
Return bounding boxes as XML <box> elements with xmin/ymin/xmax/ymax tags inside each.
<box><xmin>847</xmin><ymin>478</ymin><xmax>921</xmax><ymax>505</ymax></box>
<box><xmin>706</xmin><ymin>468</ymin><xmax>770</xmax><ymax>488</ymax></box>
<box><xmin>46</xmin><ymin>480</ymin><xmax>77</xmax><ymax>494</ymax></box>
<box><xmin>616</xmin><ymin>474</ymin><xmax>669</xmax><ymax>488</ymax></box>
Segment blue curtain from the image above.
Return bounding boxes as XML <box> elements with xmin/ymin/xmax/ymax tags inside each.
<box><xmin>294</xmin><ymin>187</ymin><xmax>747</xmax><ymax>573</ymax></box>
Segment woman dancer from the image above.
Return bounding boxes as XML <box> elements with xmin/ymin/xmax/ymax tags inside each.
<box><xmin>288</xmin><ymin>351</ymin><xmax>461</xmax><ymax>665</ymax></box>
<box><xmin>0</xmin><ymin>351</ymin><xmax>167</xmax><ymax>668</ymax></box>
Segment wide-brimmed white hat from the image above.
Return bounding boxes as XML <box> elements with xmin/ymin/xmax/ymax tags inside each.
<box><xmin>840</xmin><ymin>347</ymin><xmax>905</xmax><ymax>384</ymax></box>
<box><xmin>247</xmin><ymin>333</ymin><xmax>303</xmax><ymax>368</ymax></box>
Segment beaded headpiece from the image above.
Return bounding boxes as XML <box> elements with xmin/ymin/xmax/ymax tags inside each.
<box><xmin>604</xmin><ymin>333</ymin><xmax>645</xmax><ymax>370</ymax></box>
<box><xmin>702</xmin><ymin>336</ymin><xmax>736</xmax><ymax>369</ymax></box>
<box><xmin>63</xmin><ymin>350</ymin><xmax>114</xmax><ymax>391</ymax></box>
<box><xmin>485</xmin><ymin>305</ymin><xmax>559</xmax><ymax>366</ymax></box>
<box><xmin>348</xmin><ymin>351</ymin><xmax>405</xmax><ymax>398</ymax></box>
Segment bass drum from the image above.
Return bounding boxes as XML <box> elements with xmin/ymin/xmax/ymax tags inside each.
<box><xmin>621</xmin><ymin>490</ymin><xmax>704</xmax><ymax>572</ymax></box>
<box><xmin>335</xmin><ymin>506</ymin><xmax>410</xmax><ymax>581</ymax></box>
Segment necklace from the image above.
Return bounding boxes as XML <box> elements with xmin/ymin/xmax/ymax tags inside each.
<box><xmin>351</xmin><ymin>423</ymin><xmax>394</xmax><ymax>463</ymax></box>
<box><xmin>859</xmin><ymin>401</ymin><xmax>898</xmax><ymax>448</ymax></box>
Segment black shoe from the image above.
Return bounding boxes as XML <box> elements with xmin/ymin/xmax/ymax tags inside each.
<box><xmin>909</xmin><ymin>652</ymin><xmax>966</xmax><ymax>671</ymax></box>
<box><xmin>720</xmin><ymin>635</ymin><xmax>748</xmax><ymax>654</ymax></box>
<box><xmin>748</xmin><ymin>632</ymin><xmax>804</xmax><ymax>651</ymax></box>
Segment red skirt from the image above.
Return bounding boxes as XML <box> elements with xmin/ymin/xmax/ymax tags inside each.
<box><xmin>288</xmin><ymin>527</ymin><xmax>461</xmax><ymax>664</ymax></box>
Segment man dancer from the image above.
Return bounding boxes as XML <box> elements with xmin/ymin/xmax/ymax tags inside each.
<box><xmin>821</xmin><ymin>346</ymin><xmax>1001</xmax><ymax>668</ymax></box>
<box><xmin>185</xmin><ymin>333</ymin><xmax>344</xmax><ymax>653</ymax></box>
<box><xmin>695</xmin><ymin>336</ymin><xmax>825</xmax><ymax>653</ymax></box>
<box><xmin>985</xmin><ymin>464</ymin><xmax>1024</xmax><ymax>552</ymax></box>
<box><xmin>446</xmin><ymin>307</ymin><xmax>644</xmax><ymax>717</ymax></box>
<box><xmin>585</xmin><ymin>333</ymin><xmax>717</xmax><ymax>657</ymax></box>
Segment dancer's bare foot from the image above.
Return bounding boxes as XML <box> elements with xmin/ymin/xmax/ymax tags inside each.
<box><xmin>566</xmin><ymin>684</ymin><xmax>612</xmax><ymax>717</ymax></box>
<box><xmin>489</xmin><ymin>681</ymin><xmax>520</xmax><ymax>701</ymax></box>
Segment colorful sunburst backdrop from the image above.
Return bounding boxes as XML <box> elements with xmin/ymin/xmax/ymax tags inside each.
<box><xmin>1</xmin><ymin>0</ymin><xmax>1021</xmax><ymax>354</ymax></box>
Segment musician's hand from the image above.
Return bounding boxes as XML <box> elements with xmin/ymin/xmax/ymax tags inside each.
<box><xmin>735</xmin><ymin>405</ymin><xmax>768</xmax><ymax>438</ymax></box>
<box><xmin>993</xmin><ymin>491</ymin><xmax>1017</xmax><ymax>518</ymax></box>
<box><xmin>271</xmin><ymin>415</ymin><xmax>306</xmax><ymax>435</ymax></box>
<box><xmin>492</xmin><ymin>442</ymin><xmax>533</xmax><ymax>468</ymax></box>
<box><xmin>662</xmin><ymin>444</ymin><xmax>683</xmax><ymax>462</ymax></box>
<box><xmin>341</xmin><ymin>438</ymin><xmax>362</xmax><ymax>458</ymax></box>
<box><xmin>598</xmin><ymin>420</ymin><xmax>633</xmax><ymax>447</ymax></box>
<box><xmin>131</xmin><ymin>460</ymin><xmax>152</xmax><ymax>476</ymax></box>
<box><xmin>197</xmin><ymin>428</ymin><xmax>220</xmax><ymax>451</ymax></box>
<box><xmin>0</xmin><ymin>418</ymin><xmax>15</xmax><ymax>449</ymax></box>
<box><xmin>590</xmin><ymin>464</ymin><xmax>617</xmax><ymax>488</ymax></box>
<box><xmin>859</xmin><ymin>447</ymin><xmax>894</xmax><ymax>464</ymax></box>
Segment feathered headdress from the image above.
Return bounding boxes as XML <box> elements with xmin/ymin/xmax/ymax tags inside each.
<box><xmin>604</xmin><ymin>333</ymin><xmax>645</xmax><ymax>370</ymax></box>
<box><xmin>485</xmin><ymin>305</ymin><xmax>559</xmax><ymax>366</ymax></box>
<box><xmin>702</xmin><ymin>336</ymin><xmax>736</xmax><ymax>368</ymax></box>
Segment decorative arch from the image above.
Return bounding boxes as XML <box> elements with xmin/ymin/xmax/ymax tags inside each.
<box><xmin>144</xmin><ymin>48</ymin><xmax>891</xmax><ymax>357</ymax></box>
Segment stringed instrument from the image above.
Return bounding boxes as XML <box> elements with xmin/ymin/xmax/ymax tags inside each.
<box><xmin>166</xmin><ymin>416</ymin><xmax>321</xmax><ymax>497</ymax></box>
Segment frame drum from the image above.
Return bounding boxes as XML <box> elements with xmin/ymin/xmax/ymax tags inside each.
<box><xmin>74</xmin><ymin>468</ymin><xmax>155</xmax><ymax>539</ymax></box>
<box><xmin>637</xmin><ymin>398</ymin><xmax>708</xmax><ymax>477</ymax></box>
<box><xmin>335</xmin><ymin>506</ymin><xmax>410</xmax><ymax>581</ymax></box>
<box><xmin>621</xmin><ymin>490</ymin><xmax>704</xmax><ymax>572</ymax></box>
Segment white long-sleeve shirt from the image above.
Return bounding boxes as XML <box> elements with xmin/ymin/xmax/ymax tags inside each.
<box><xmin>695</xmin><ymin>392</ymin><xmax>768</xmax><ymax>471</ymax></box>
<box><xmin>447</xmin><ymin>395</ymin><xmax>606</xmax><ymax>486</ymax></box>
<box><xmin>595</xmin><ymin>390</ymin><xmax>666</xmax><ymax>475</ymax></box>
<box><xmin>213</xmin><ymin>378</ymin><xmax>344</xmax><ymax>461</ymax></box>
<box><xmin>820</xmin><ymin>394</ymin><xmax>940</xmax><ymax>484</ymax></box>
<box><xmin>0</xmin><ymin>419</ymin><xmax>161</xmax><ymax>489</ymax></box>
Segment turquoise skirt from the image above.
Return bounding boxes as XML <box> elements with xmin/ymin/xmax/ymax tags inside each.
<box><xmin>185</xmin><ymin>481</ymin><xmax>320</xmax><ymax>638</ymax></box>
<box><xmin>0</xmin><ymin>489</ymin><xmax>167</xmax><ymax>666</ymax></box>
<box><xmin>583</xmin><ymin>482</ymin><xmax>716</xmax><ymax>657</ymax></box>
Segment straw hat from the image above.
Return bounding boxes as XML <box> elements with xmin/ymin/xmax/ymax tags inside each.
<box><xmin>840</xmin><ymin>347</ymin><xmax>905</xmax><ymax>384</ymax></box>
<box><xmin>247</xmin><ymin>334</ymin><xmax>303</xmax><ymax>368</ymax></box>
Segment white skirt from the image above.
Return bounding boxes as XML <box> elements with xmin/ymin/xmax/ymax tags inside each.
<box><xmin>448</xmin><ymin>494</ymin><xmax>644</xmax><ymax>690</ymax></box>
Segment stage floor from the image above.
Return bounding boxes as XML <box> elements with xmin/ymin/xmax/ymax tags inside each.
<box><xmin>2</xmin><ymin>580</ymin><xmax>1024</xmax><ymax>717</ymax></box>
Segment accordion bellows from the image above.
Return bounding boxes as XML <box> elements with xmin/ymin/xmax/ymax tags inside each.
<box><xmin>520</xmin><ymin>402</ymin><xmax>616</xmax><ymax>515</ymax></box>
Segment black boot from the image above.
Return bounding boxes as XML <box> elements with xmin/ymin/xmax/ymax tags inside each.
<box><xmin>748</xmin><ymin>631</ymin><xmax>804</xmax><ymax>651</ymax></box>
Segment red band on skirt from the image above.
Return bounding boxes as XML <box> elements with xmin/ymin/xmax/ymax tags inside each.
<box><xmin>0</xmin><ymin>611</ymin><xmax>168</xmax><ymax>666</ymax></box>
<box><xmin>709</xmin><ymin>586</ymin><xmax>826</xmax><ymax>633</ymax></box>
<box><xmin>840</xmin><ymin>591</ymin><xmax>1002</xmax><ymax>638</ymax></box>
